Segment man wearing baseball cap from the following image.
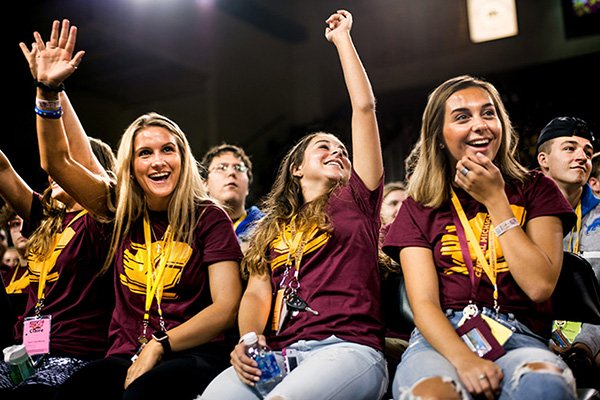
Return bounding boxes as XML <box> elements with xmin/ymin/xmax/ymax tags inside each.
<box><xmin>536</xmin><ymin>116</ymin><xmax>599</xmax><ymax>388</ymax></box>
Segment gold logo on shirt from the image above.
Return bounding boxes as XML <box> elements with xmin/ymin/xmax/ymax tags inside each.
<box><xmin>270</xmin><ymin>224</ymin><xmax>329</xmax><ymax>271</ymax></box>
<box><xmin>440</xmin><ymin>206</ymin><xmax>525</xmax><ymax>275</ymax></box>
<box><xmin>120</xmin><ymin>240</ymin><xmax>193</xmax><ymax>299</ymax></box>
<box><xmin>28</xmin><ymin>226</ymin><xmax>78</xmax><ymax>284</ymax></box>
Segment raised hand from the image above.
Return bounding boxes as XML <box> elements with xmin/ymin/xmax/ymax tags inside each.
<box><xmin>325</xmin><ymin>9</ymin><xmax>353</xmax><ymax>43</ymax></box>
<box><xmin>19</xmin><ymin>19</ymin><xmax>85</xmax><ymax>87</ymax></box>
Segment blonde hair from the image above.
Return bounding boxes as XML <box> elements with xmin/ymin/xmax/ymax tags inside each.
<box><xmin>102</xmin><ymin>112</ymin><xmax>210</xmax><ymax>274</ymax></box>
<box><xmin>408</xmin><ymin>75</ymin><xmax>528</xmax><ymax>208</ymax></box>
<box><xmin>243</xmin><ymin>133</ymin><xmax>342</xmax><ymax>277</ymax></box>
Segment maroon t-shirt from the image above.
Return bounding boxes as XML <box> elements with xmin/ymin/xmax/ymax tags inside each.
<box><xmin>107</xmin><ymin>202</ymin><xmax>243</xmax><ymax>357</ymax></box>
<box><xmin>14</xmin><ymin>195</ymin><xmax>114</xmax><ymax>359</ymax></box>
<box><xmin>383</xmin><ymin>171</ymin><xmax>575</xmax><ymax>337</ymax></box>
<box><xmin>1</xmin><ymin>263</ymin><xmax>29</xmax><ymax>319</ymax></box>
<box><xmin>267</xmin><ymin>170</ymin><xmax>384</xmax><ymax>352</ymax></box>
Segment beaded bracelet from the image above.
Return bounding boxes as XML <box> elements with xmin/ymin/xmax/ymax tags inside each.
<box><xmin>494</xmin><ymin>217</ymin><xmax>519</xmax><ymax>237</ymax></box>
<box><xmin>34</xmin><ymin>106</ymin><xmax>63</xmax><ymax>119</ymax></box>
<box><xmin>35</xmin><ymin>98</ymin><xmax>61</xmax><ymax>111</ymax></box>
<box><xmin>34</xmin><ymin>80</ymin><xmax>65</xmax><ymax>93</ymax></box>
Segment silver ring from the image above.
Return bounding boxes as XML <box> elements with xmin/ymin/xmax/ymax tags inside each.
<box><xmin>479</xmin><ymin>373</ymin><xmax>486</xmax><ymax>380</ymax></box>
<box><xmin>460</xmin><ymin>167</ymin><xmax>470</xmax><ymax>176</ymax></box>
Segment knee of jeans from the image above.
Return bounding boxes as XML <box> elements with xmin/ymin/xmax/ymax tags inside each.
<box><xmin>512</xmin><ymin>361</ymin><xmax>576</xmax><ymax>393</ymax></box>
<box><xmin>399</xmin><ymin>376</ymin><xmax>468</xmax><ymax>400</ymax></box>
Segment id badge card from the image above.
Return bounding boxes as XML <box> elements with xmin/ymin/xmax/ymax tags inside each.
<box><xmin>23</xmin><ymin>315</ymin><xmax>52</xmax><ymax>355</ymax></box>
<box><xmin>455</xmin><ymin>314</ymin><xmax>505</xmax><ymax>361</ymax></box>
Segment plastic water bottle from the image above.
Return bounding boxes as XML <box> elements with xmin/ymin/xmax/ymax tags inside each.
<box><xmin>242</xmin><ymin>332</ymin><xmax>283</xmax><ymax>397</ymax></box>
<box><xmin>3</xmin><ymin>344</ymin><xmax>35</xmax><ymax>385</ymax></box>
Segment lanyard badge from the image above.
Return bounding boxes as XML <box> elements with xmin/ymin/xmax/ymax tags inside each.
<box><xmin>134</xmin><ymin>215</ymin><xmax>173</xmax><ymax>359</ymax></box>
<box><xmin>271</xmin><ymin>218</ymin><xmax>320</xmax><ymax>334</ymax></box>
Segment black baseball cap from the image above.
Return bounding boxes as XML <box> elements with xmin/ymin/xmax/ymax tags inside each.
<box><xmin>536</xmin><ymin>116</ymin><xmax>595</xmax><ymax>152</ymax></box>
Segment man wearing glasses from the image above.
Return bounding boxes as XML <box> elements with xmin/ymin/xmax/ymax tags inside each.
<box><xmin>201</xmin><ymin>144</ymin><xmax>263</xmax><ymax>254</ymax></box>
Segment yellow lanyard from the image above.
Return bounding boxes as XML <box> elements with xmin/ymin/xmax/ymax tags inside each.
<box><xmin>450</xmin><ymin>190</ymin><xmax>499</xmax><ymax>306</ymax></box>
<box><xmin>141</xmin><ymin>215</ymin><xmax>174</xmax><ymax>332</ymax></box>
<box><xmin>35</xmin><ymin>209</ymin><xmax>87</xmax><ymax>313</ymax></box>
<box><xmin>232</xmin><ymin>211</ymin><xmax>247</xmax><ymax>232</ymax></box>
<box><xmin>568</xmin><ymin>202</ymin><xmax>582</xmax><ymax>253</ymax></box>
<box><xmin>281</xmin><ymin>217</ymin><xmax>319</xmax><ymax>272</ymax></box>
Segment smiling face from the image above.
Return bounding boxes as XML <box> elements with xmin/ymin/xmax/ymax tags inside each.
<box><xmin>293</xmin><ymin>133</ymin><xmax>351</xmax><ymax>186</ymax></box>
<box><xmin>132</xmin><ymin>126</ymin><xmax>182</xmax><ymax>211</ymax></box>
<box><xmin>205</xmin><ymin>151</ymin><xmax>250</xmax><ymax>213</ymax></box>
<box><xmin>538</xmin><ymin>136</ymin><xmax>593</xmax><ymax>191</ymax></box>
<box><xmin>442</xmin><ymin>86</ymin><xmax>502</xmax><ymax>166</ymax></box>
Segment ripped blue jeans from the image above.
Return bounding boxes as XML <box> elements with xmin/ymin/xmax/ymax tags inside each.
<box><xmin>392</xmin><ymin>309</ymin><xmax>576</xmax><ymax>400</ymax></box>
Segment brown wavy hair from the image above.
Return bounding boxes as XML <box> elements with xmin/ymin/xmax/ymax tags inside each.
<box><xmin>408</xmin><ymin>75</ymin><xmax>528</xmax><ymax>208</ymax></box>
<box><xmin>242</xmin><ymin>133</ymin><xmax>342</xmax><ymax>277</ymax></box>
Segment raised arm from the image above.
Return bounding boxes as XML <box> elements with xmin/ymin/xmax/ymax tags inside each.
<box><xmin>21</xmin><ymin>19</ymin><xmax>112</xmax><ymax>218</ymax></box>
<box><xmin>325</xmin><ymin>10</ymin><xmax>383</xmax><ymax>190</ymax></box>
<box><xmin>0</xmin><ymin>150</ymin><xmax>34</xmax><ymax>220</ymax></box>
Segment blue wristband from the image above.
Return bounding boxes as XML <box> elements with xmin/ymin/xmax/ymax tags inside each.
<box><xmin>34</xmin><ymin>106</ymin><xmax>63</xmax><ymax>119</ymax></box>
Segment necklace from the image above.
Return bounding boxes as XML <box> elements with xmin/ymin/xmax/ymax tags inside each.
<box><xmin>150</xmin><ymin>221</ymin><xmax>166</xmax><ymax>253</ymax></box>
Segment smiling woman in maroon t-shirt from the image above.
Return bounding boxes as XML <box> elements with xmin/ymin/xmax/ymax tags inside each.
<box><xmin>29</xmin><ymin>20</ymin><xmax>243</xmax><ymax>400</ymax></box>
<box><xmin>383</xmin><ymin>75</ymin><xmax>577</xmax><ymax>400</ymax></box>
<box><xmin>202</xmin><ymin>10</ymin><xmax>387</xmax><ymax>400</ymax></box>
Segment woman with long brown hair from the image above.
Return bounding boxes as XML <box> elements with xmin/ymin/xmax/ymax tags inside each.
<box><xmin>201</xmin><ymin>10</ymin><xmax>387</xmax><ymax>400</ymax></box>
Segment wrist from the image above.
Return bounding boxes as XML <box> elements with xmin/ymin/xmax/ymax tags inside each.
<box><xmin>151</xmin><ymin>331</ymin><xmax>171</xmax><ymax>356</ymax></box>
<box><xmin>34</xmin><ymin>79</ymin><xmax>65</xmax><ymax>93</ymax></box>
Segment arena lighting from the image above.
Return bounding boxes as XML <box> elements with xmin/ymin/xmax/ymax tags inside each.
<box><xmin>467</xmin><ymin>0</ymin><xmax>519</xmax><ymax>43</ymax></box>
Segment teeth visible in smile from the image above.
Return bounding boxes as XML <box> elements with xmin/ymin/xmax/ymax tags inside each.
<box><xmin>468</xmin><ymin>139</ymin><xmax>490</xmax><ymax>146</ymax></box>
<box><xmin>325</xmin><ymin>160</ymin><xmax>342</xmax><ymax>168</ymax></box>
<box><xmin>149</xmin><ymin>172</ymin><xmax>169</xmax><ymax>180</ymax></box>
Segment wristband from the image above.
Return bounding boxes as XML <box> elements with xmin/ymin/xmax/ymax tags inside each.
<box><xmin>34</xmin><ymin>79</ymin><xmax>65</xmax><ymax>93</ymax></box>
<box><xmin>494</xmin><ymin>217</ymin><xmax>519</xmax><ymax>237</ymax></box>
<box><xmin>34</xmin><ymin>106</ymin><xmax>63</xmax><ymax>119</ymax></box>
<box><xmin>36</xmin><ymin>98</ymin><xmax>61</xmax><ymax>110</ymax></box>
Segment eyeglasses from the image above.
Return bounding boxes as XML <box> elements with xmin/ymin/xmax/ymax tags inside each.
<box><xmin>208</xmin><ymin>163</ymin><xmax>248</xmax><ymax>174</ymax></box>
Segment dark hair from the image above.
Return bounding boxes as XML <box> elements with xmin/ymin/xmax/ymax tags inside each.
<box><xmin>200</xmin><ymin>143</ymin><xmax>254</xmax><ymax>183</ymax></box>
<box><xmin>591</xmin><ymin>152</ymin><xmax>600</xmax><ymax>180</ymax></box>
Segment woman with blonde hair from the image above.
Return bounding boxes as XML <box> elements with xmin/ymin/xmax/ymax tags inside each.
<box><xmin>383</xmin><ymin>75</ymin><xmax>577</xmax><ymax>399</ymax></box>
<box><xmin>201</xmin><ymin>10</ymin><xmax>387</xmax><ymax>400</ymax></box>
<box><xmin>24</xmin><ymin>19</ymin><xmax>243</xmax><ymax>400</ymax></box>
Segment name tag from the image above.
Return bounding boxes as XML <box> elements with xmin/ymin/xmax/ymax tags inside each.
<box><xmin>23</xmin><ymin>315</ymin><xmax>52</xmax><ymax>355</ymax></box>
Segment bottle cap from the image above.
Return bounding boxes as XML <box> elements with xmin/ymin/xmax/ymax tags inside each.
<box><xmin>241</xmin><ymin>331</ymin><xmax>258</xmax><ymax>346</ymax></box>
<box><xmin>3</xmin><ymin>344</ymin><xmax>29</xmax><ymax>363</ymax></box>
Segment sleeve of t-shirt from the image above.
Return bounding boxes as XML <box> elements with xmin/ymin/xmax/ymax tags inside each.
<box><xmin>524</xmin><ymin>172</ymin><xmax>576</xmax><ymax>235</ymax></box>
<box><xmin>382</xmin><ymin>197</ymin><xmax>431</xmax><ymax>264</ymax></box>
<box><xmin>348</xmin><ymin>168</ymin><xmax>384</xmax><ymax>221</ymax></box>
<box><xmin>196</xmin><ymin>204</ymin><xmax>244</xmax><ymax>266</ymax></box>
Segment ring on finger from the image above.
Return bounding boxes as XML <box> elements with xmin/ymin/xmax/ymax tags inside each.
<box><xmin>478</xmin><ymin>373</ymin><xmax>486</xmax><ymax>380</ymax></box>
<box><xmin>460</xmin><ymin>166</ymin><xmax>470</xmax><ymax>176</ymax></box>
